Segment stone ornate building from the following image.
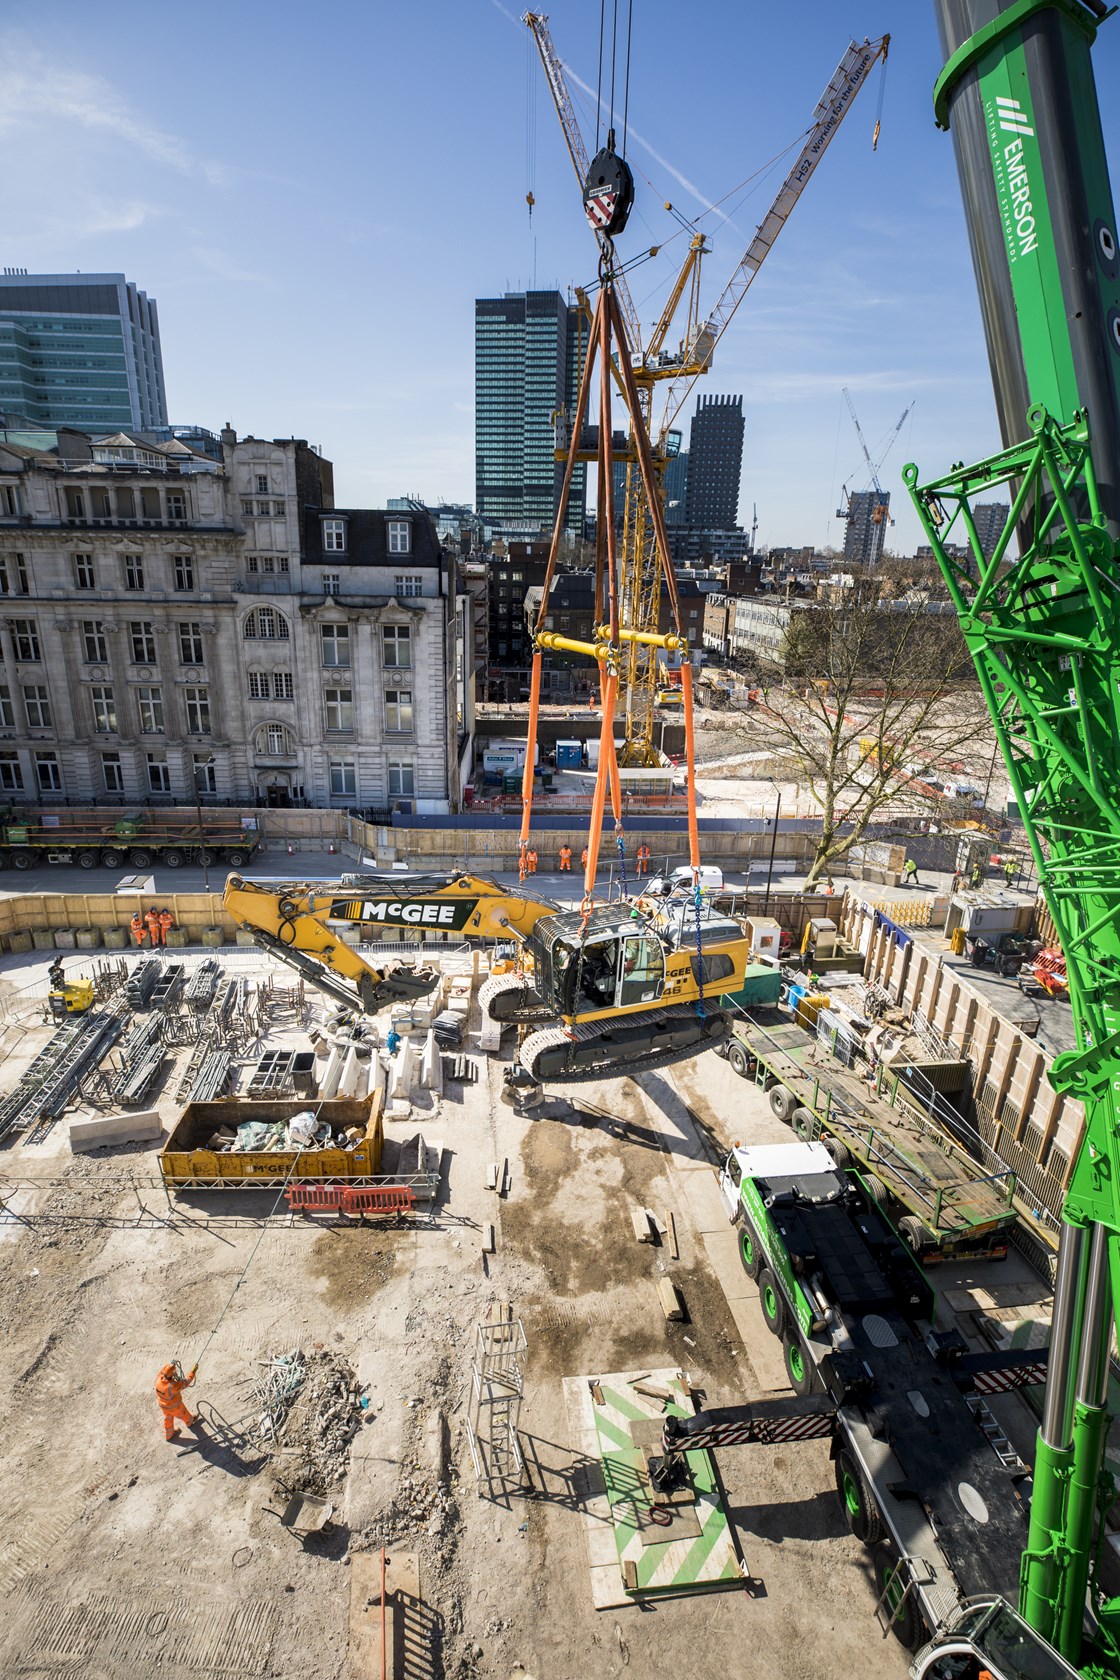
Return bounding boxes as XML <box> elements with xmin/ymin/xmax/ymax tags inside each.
<box><xmin>0</xmin><ymin>424</ymin><xmax>471</xmax><ymax>811</ymax></box>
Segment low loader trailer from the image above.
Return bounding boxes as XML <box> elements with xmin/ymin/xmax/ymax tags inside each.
<box><xmin>645</xmin><ymin>1141</ymin><xmax>1048</xmax><ymax>1652</ymax></box>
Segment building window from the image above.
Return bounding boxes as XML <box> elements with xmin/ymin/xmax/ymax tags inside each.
<box><xmin>256</xmin><ymin>501</ymin><xmax>272</xmax><ymax>516</ymax></box>
<box><xmin>385</xmin><ymin>689</ymin><xmax>413</xmax><ymax>733</ymax></box>
<box><xmin>102</xmin><ymin>752</ymin><xmax>123</xmax><ymax>793</ymax></box>
<box><xmin>9</xmin><ymin>555</ymin><xmax>28</xmax><ymax>595</ymax></box>
<box><xmin>137</xmin><ymin>686</ymin><xmax>164</xmax><ymax>733</ymax></box>
<box><xmin>246</xmin><ymin>555</ymin><xmax>290</xmax><ymax>575</ymax></box>
<box><xmin>91</xmin><ymin>686</ymin><xmax>116</xmax><ymax>733</ymax></box>
<box><xmin>323</xmin><ymin>573</ymin><xmax>341</xmax><ymax>597</ymax></box>
<box><xmin>0</xmin><ymin>751</ymin><xmax>22</xmax><ymax>790</ymax></box>
<box><xmin>65</xmin><ymin>487</ymin><xmax>85</xmax><ymax>520</ymax></box>
<box><xmin>185</xmin><ymin>687</ymin><xmax>211</xmax><ymax>735</ymax></box>
<box><xmin>82</xmin><ymin>620</ymin><xmax>108</xmax><ymax>663</ymax></box>
<box><xmin>147</xmin><ymin>752</ymin><xmax>171</xmax><ymax>792</ymax></box>
<box><xmin>320</xmin><ymin>622</ymin><xmax>350</xmax><ymax>668</ymax></box>
<box><xmin>194</xmin><ymin>754</ymin><xmax>216</xmax><ymax>795</ymax></box>
<box><xmin>395</xmin><ymin>573</ymin><xmax>423</xmax><ymax>597</ymax></box>
<box><xmin>248</xmin><ymin>671</ymin><xmax>270</xmax><ymax>700</ymax></box>
<box><xmin>329</xmin><ymin>758</ymin><xmax>356</xmax><ymax>797</ymax></box>
<box><xmin>272</xmin><ymin>501</ymin><xmax>285</xmax><ymax>517</ymax></box>
<box><xmin>166</xmin><ymin>492</ymin><xmax>186</xmax><ymax>522</ymax></box>
<box><xmin>23</xmin><ymin>685</ymin><xmax>50</xmax><ymax>729</ymax></box>
<box><xmin>274</xmin><ymin>669</ymin><xmax>294</xmax><ymax>700</ymax></box>
<box><xmin>35</xmin><ymin>752</ymin><xmax>61</xmax><ymax>792</ymax></box>
<box><xmin>244</xmin><ymin>607</ymin><xmax>289</xmax><ymax>641</ymax></box>
<box><xmin>255</xmin><ymin>474</ymin><xmax>269</xmax><ymax>494</ymax></box>
<box><xmin>324</xmin><ymin>687</ymin><xmax>353</xmax><ymax>731</ymax></box>
<box><xmin>123</xmin><ymin>555</ymin><xmax>145</xmax><ymax>591</ymax></box>
<box><xmin>382</xmin><ymin>624</ymin><xmax>412</xmax><ymax>668</ymax></box>
<box><xmin>173</xmin><ymin>555</ymin><xmax>194</xmax><ymax>592</ymax></box>
<box><xmin>130</xmin><ymin>621</ymin><xmax>157</xmax><ymax>663</ymax></box>
<box><xmin>322</xmin><ymin>518</ymin><xmax>347</xmax><ymax>553</ymax></box>
<box><xmin>178</xmin><ymin>622</ymin><xmax>204</xmax><ymax>665</ymax></box>
<box><xmin>387</xmin><ymin>761</ymin><xmax>415</xmax><ymax>798</ymax></box>
<box><xmin>241</xmin><ymin>498</ymin><xmax>255</xmax><ymax>517</ymax></box>
<box><xmin>0</xmin><ymin>486</ymin><xmax>20</xmax><ymax>517</ymax></box>
<box><xmin>11</xmin><ymin>620</ymin><xmax>40</xmax><ymax>662</ymax></box>
<box><xmin>255</xmin><ymin>723</ymin><xmax>293</xmax><ymax>757</ymax></box>
<box><xmin>0</xmin><ymin>685</ymin><xmax>12</xmax><ymax>728</ymax></box>
<box><xmin>387</xmin><ymin>521</ymin><xmax>411</xmax><ymax>556</ymax></box>
<box><xmin>73</xmin><ymin>554</ymin><xmax>95</xmax><ymax>590</ymax></box>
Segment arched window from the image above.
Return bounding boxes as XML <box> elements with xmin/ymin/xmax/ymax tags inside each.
<box><xmin>243</xmin><ymin>607</ymin><xmax>290</xmax><ymax>641</ymax></box>
<box><xmin>254</xmin><ymin>723</ymin><xmax>295</xmax><ymax>756</ymax></box>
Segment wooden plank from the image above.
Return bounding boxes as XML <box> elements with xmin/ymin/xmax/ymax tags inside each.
<box><xmin>482</xmin><ymin>1222</ymin><xmax>496</xmax><ymax>1254</ymax></box>
<box><xmin>657</xmin><ymin>1276</ymin><xmax>684</xmax><ymax>1320</ymax></box>
<box><xmin>665</xmin><ymin>1209</ymin><xmax>679</xmax><ymax>1261</ymax></box>
<box><xmin>485</xmin><ymin>1162</ymin><xmax>498</xmax><ymax>1190</ymax></box>
<box><xmin>630</xmin><ymin>1206</ymin><xmax>654</xmax><ymax>1243</ymax></box>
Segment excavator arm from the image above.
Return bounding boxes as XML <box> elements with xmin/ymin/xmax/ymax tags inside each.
<box><xmin>222</xmin><ymin>872</ymin><xmax>562</xmax><ymax>1015</ymax></box>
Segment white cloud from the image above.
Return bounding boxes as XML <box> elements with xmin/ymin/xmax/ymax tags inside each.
<box><xmin>0</xmin><ymin>47</ymin><xmax>228</xmax><ymax>186</ymax></box>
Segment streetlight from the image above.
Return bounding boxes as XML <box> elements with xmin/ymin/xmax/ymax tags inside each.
<box><xmin>763</xmin><ymin>777</ymin><xmax>782</xmax><ymax>918</ymax></box>
<box><xmin>193</xmin><ymin>756</ymin><xmax>215</xmax><ymax>894</ymax></box>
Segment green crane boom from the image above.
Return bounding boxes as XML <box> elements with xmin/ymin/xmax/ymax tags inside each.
<box><xmin>909</xmin><ymin>1</ymin><xmax>1120</xmax><ymax>1672</ymax></box>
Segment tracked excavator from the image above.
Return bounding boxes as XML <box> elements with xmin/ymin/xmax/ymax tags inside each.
<box><xmin>223</xmin><ymin>870</ymin><xmax>753</xmax><ymax>1086</ymax></box>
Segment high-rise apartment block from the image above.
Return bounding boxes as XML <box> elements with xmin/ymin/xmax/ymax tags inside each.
<box><xmin>841</xmin><ymin>488</ymin><xmax>890</xmax><ymax>568</ymax></box>
<box><xmin>0</xmin><ymin>272</ymin><xmax>168</xmax><ymax>433</ymax></box>
<box><xmin>475</xmin><ymin>291</ymin><xmax>586</xmax><ymax>536</ymax></box>
<box><xmin>684</xmin><ymin>395</ymin><xmax>744</xmax><ymax>528</ymax></box>
<box><xmin>971</xmin><ymin>501</ymin><xmax>1010</xmax><ymax>560</ymax></box>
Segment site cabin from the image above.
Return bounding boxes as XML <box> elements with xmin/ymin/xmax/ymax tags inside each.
<box><xmin>716</xmin><ymin>1139</ymin><xmax>1044</xmax><ymax>1656</ymax></box>
<box><xmin>717</xmin><ymin>1011</ymin><xmax>1018</xmax><ymax>1263</ymax></box>
<box><xmin>0</xmin><ymin>808</ymin><xmax>260</xmax><ymax>871</ymax></box>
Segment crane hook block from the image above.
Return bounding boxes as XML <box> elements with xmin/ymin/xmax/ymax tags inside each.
<box><xmin>583</xmin><ymin>147</ymin><xmax>634</xmax><ymax>237</ymax></box>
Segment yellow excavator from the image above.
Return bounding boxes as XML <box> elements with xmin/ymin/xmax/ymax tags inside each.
<box><xmin>223</xmin><ymin>870</ymin><xmax>753</xmax><ymax>1085</ymax></box>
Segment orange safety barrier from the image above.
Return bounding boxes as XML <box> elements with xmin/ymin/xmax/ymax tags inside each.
<box><xmin>285</xmin><ymin>1184</ymin><xmax>416</xmax><ymax>1217</ymax></box>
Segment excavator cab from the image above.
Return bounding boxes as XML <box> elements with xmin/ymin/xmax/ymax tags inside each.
<box><xmin>526</xmin><ymin>907</ymin><xmax>666</xmax><ymax>1021</ymax></box>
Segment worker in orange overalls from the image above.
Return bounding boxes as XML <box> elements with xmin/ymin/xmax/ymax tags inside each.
<box><xmin>155</xmin><ymin>1360</ymin><xmax>198</xmax><ymax>1442</ymax></box>
<box><xmin>581</xmin><ymin>846</ymin><xmax>589</xmax><ymax>869</ymax></box>
<box><xmin>559</xmin><ymin>844</ymin><xmax>572</xmax><ymax>872</ymax></box>
<box><xmin>636</xmin><ymin>843</ymin><xmax>651</xmax><ymax>876</ymax></box>
<box><xmin>130</xmin><ymin>910</ymin><xmax>147</xmax><ymax>947</ymax></box>
<box><xmin>145</xmin><ymin>906</ymin><xmax>162</xmax><ymax>947</ymax></box>
<box><xmin>158</xmin><ymin>907</ymin><xmax>174</xmax><ymax>945</ymax></box>
<box><xmin>526</xmin><ymin>847</ymin><xmax>538</xmax><ymax>875</ymax></box>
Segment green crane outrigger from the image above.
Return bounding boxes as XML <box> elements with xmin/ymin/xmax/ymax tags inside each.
<box><xmin>908</xmin><ymin>2</ymin><xmax>1120</xmax><ymax>1674</ymax></box>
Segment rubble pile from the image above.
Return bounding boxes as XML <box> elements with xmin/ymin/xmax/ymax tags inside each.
<box><xmin>254</xmin><ymin>1347</ymin><xmax>366</xmax><ymax>1494</ymax></box>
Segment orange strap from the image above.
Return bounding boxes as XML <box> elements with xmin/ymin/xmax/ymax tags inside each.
<box><xmin>679</xmin><ymin>661</ymin><xmax>701</xmax><ymax>874</ymax></box>
<box><xmin>583</xmin><ymin>672</ymin><xmax>618</xmax><ymax>896</ymax></box>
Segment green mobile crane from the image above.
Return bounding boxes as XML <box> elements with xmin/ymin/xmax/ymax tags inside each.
<box><xmin>905</xmin><ymin>1</ymin><xmax>1120</xmax><ymax>1674</ymax></box>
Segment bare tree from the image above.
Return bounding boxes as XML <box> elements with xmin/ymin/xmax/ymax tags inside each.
<box><xmin>748</xmin><ymin>592</ymin><xmax>984</xmax><ymax>886</ymax></box>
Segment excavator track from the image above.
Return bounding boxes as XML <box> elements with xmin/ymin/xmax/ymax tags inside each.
<box><xmin>516</xmin><ymin>1007</ymin><xmax>727</xmax><ymax>1085</ymax></box>
<box><xmin>478</xmin><ymin>972</ymin><xmax>551</xmax><ymax>1025</ymax></box>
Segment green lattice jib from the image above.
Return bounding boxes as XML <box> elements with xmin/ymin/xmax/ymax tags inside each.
<box><xmin>905</xmin><ymin>405</ymin><xmax>1120</xmax><ymax>1234</ymax></box>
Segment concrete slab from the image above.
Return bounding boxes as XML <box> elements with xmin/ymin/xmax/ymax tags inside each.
<box><xmin>69</xmin><ymin>1108</ymin><xmax>162</xmax><ymax>1152</ymax></box>
<box><xmin>680</xmin><ymin>1170</ymin><xmax>730</xmax><ymax>1235</ymax></box>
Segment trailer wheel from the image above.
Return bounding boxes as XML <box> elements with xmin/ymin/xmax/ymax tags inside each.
<box><xmin>835</xmin><ymin>1448</ymin><xmax>883</xmax><ymax>1545</ymax></box>
<box><xmin>162</xmin><ymin>849</ymin><xmax>184</xmax><ymax>869</ymax></box>
<box><xmin>737</xmin><ymin>1222</ymin><xmax>762</xmax><ymax>1280</ymax></box>
<box><xmin>128</xmin><ymin>849</ymin><xmax>152</xmax><ymax>868</ymax></box>
<box><xmin>8</xmin><ymin>849</ymin><xmax>36</xmax><ymax>870</ymax></box>
<box><xmin>769</xmin><ymin>1085</ymin><xmax>797</xmax><ymax>1122</ymax></box>
<box><xmin>76</xmin><ymin>849</ymin><xmax>99</xmax><ymax>870</ymax></box>
<box><xmin>782</xmin><ymin>1334</ymin><xmax>814</xmax><ymax>1396</ymax></box>
<box><xmin>196</xmin><ymin>848</ymin><xmax>214</xmax><ymax>867</ymax></box>
<box><xmin>861</xmin><ymin>1173</ymin><xmax>889</xmax><ymax>1211</ymax></box>
<box><xmin>758</xmin><ymin>1268</ymin><xmax>786</xmax><ymax>1338</ymax></box>
<box><xmin>727</xmin><ymin>1041</ymin><xmax>750</xmax><ymax>1078</ymax></box>
<box><xmin>873</xmin><ymin>1541</ymin><xmax>923</xmax><ymax>1649</ymax></box>
<box><xmin>823</xmin><ymin>1137</ymin><xmax>851</xmax><ymax>1171</ymax></box>
<box><xmin>225</xmin><ymin>848</ymin><xmax>249</xmax><ymax>866</ymax></box>
<box><xmin>792</xmin><ymin>1106</ymin><xmax>817</xmax><ymax>1141</ymax></box>
<box><xmin>100</xmin><ymin>848</ymin><xmax>124</xmax><ymax>868</ymax></box>
<box><xmin>898</xmin><ymin>1216</ymin><xmax>934</xmax><ymax>1259</ymax></box>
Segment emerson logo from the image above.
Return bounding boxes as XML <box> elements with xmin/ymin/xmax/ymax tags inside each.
<box><xmin>329</xmin><ymin>896</ymin><xmax>480</xmax><ymax>932</ymax></box>
<box><xmin>987</xmin><ymin>92</ymin><xmax>1040</xmax><ymax>260</ymax></box>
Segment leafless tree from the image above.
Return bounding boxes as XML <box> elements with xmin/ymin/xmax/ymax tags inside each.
<box><xmin>748</xmin><ymin>592</ymin><xmax>985</xmax><ymax>886</ymax></box>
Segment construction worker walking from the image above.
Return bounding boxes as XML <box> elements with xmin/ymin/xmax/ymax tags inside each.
<box><xmin>636</xmin><ymin>843</ymin><xmax>651</xmax><ymax>876</ymax></box>
<box><xmin>902</xmin><ymin>858</ymin><xmax>920</xmax><ymax>888</ymax></box>
<box><xmin>1003</xmin><ymin>856</ymin><xmax>1017</xmax><ymax>887</ymax></box>
<box><xmin>158</xmin><ymin>907</ymin><xmax>174</xmax><ymax>945</ymax></box>
<box><xmin>581</xmin><ymin>846</ymin><xmax>589</xmax><ymax>870</ymax></box>
<box><xmin>145</xmin><ymin>906</ymin><xmax>162</xmax><ymax>947</ymax></box>
<box><xmin>155</xmin><ymin>1360</ymin><xmax>199</xmax><ymax>1442</ymax></box>
<box><xmin>558</xmin><ymin>844</ymin><xmax>572</xmax><ymax>872</ymax></box>
<box><xmin>130</xmin><ymin>910</ymin><xmax>147</xmax><ymax>947</ymax></box>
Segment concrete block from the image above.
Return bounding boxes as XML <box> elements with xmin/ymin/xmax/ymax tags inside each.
<box><xmin>337</xmin><ymin>1046</ymin><xmax>361</xmax><ymax>1099</ymax></box>
<box><xmin>75</xmin><ymin>929</ymin><xmax>101</xmax><ymax>950</ymax></box>
<box><xmin>320</xmin><ymin>1046</ymin><xmax>343</xmax><ymax>1099</ymax></box>
<box><xmin>7</xmin><ymin>932</ymin><xmax>32</xmax><ymax>954</ymax></box>
<box><xmin>389</xmin><ymin>1037</ymin><xmax>414</xmax><ymax>1099</ymax></box>
<box><xmin>368</xmin><ymin>1052</ymin><xmax>386</xmax><ymax>1098</ymax></box>
<box><xmin>200</xmin><ymin>928</ymin><xmax>223</xmax><ymax>948</ymax></box>
<box><xmin>53</xmin><ymin>930</ymin><xmax>77</xmax><ymax>949</ymax></box>
<box><xmin>102</xmin><ymin>927</ymin><xmax>128</xmax><ymax>950</ymax></box>
<box><xmin>419</xmin><ymin>1029</ymin><xmax>439</xmax><ymax>1090</ymax></box>
<box><xmin>32</xmin><ymin>931</ymin><xmax>56</xmax><ymax>950</ymax></box>
<box><xmin>70</xmin><ymin>1108</ymin><xmax>162</xmax><ymax>1152</ymax></box>
<box><xmin>482</xmin><ymin>1222</ymin><xmax>496</xmax><ymax>1254</ymax></box>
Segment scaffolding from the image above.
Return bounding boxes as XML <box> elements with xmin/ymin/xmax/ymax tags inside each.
<box><xmin>465</xmin><ymin>1314</ymin><xmax>527</xmax><ymax>1497</ymax></box>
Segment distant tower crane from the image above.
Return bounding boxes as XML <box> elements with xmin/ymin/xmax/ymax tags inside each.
<box><xmin>836</xmin><ymin>388</ymin><xmax>913</xmax><ymax>533</ymax></box>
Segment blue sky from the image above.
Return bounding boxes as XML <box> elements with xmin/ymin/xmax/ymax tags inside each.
<box><xmin>3</xmin><ymin>1</ymin><xmax>1119</xmax><ymax>553</ymax></box>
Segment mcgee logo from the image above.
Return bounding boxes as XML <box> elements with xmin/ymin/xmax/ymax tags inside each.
<box><xmin>329</xmin><ymin>897</ymin><xmax>479</xmax><ymax>931</ymax></box>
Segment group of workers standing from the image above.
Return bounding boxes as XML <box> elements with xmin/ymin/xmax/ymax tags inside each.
<box><xmin>525</xmin><ymin>842</ymin><xmax>653</xmax><ymax>876</ymax></box>
<box><xmin>130</xmin><ymin>906</ymin><xmax>175</xmax><ymax>947</ymax></box>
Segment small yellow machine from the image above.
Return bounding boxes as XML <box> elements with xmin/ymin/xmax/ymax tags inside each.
<box><xmin>48</xmin><ymin>959</ymin><xmax>94</xmax><ymax>1019</ymax></box>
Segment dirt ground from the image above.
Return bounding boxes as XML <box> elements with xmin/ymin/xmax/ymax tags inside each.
<box><xmin>0</xmin><ymin>950</ymin><xmax>915</xmax><ymax>1680</ymax></box>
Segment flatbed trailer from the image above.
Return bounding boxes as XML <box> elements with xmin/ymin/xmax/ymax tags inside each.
<box><xmin>0</xmin><ymin>808</ymin><xmax>260</xmax><ymax>872</ymax></box>
<box><xmin>713</xmin><ymin>1140</ymin><xmax>1046</xmax><ymax>1651</ymax></box>
<box><xmin>720</xmin><ymin>1009</ymin><xmax>1017</xmax><ymax>1261</ymax></box>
